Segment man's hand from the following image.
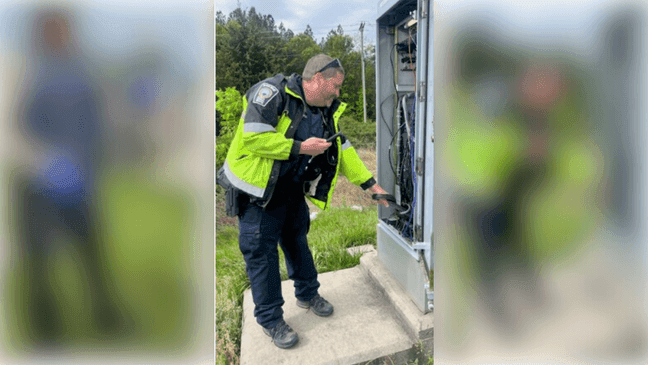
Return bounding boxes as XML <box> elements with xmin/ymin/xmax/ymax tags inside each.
<box><xmin>300</xmin><ymin>137</ymin><xmax>332</xmax><ymax>156</ymax></box>
<box><xmin>368</xmin><ymin>184</ymin><xmax>390</xmax><ymax>207</ymax></box>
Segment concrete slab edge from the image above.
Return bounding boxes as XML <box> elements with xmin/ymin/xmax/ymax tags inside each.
<box><xmin>239</xmin><ymin>265</ymin><xmax>420</xmax><ymax>365</ymax></box>
<box><xmin>353</xmin><ymin>336</ymin><xmax>433</xmax><ymax>365</ymax></box>
<box><xmin>359</xmin><ymin>253</ymin><xmax>419</xmax><ymax>342</ymax></box>
<box><xmin>333</xmin><ymin>336</ymin><xmax>415</xmax><ymax>365</ymax></box>
<box><xmin>359</xmin><ymin>251</ymin><xmax>434</xmax><ymax>342</ymax></box>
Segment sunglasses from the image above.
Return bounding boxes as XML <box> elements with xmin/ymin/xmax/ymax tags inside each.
<box><xmin>317</xmin><ymin>58</ymin><xmax>344</xmax><ymax>75</ymax></box>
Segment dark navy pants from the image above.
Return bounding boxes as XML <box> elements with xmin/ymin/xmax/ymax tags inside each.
<box><xmin>238</xmin><ymin>184</ymin><xmax>320</xmax><ymax>329</ymax></box>
<box><xmin>17</xmin><ymin>179</ymin><xmax>121</xmax><ymax>341</ymax></box>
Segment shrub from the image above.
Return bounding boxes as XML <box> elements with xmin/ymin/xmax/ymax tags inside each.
<box><xmin>338</xmin><ymin>116</ymin><xmax>376</xmax><ymax>150</ymax></box>
<box><xmin>215</xmin><ymin>87</ymin><xmax>243</xmax><ymax>169</ymax></box>
<box><xmin>216</xmin><ymin>133</ymin><xmax>234</xmax><ymax>170</ymax></box>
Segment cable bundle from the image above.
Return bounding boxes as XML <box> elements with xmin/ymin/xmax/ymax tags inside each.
<box><xmin>386</xmin><ymin>93</ymin><xmax>416</xmax><ymax>240</ymax></box>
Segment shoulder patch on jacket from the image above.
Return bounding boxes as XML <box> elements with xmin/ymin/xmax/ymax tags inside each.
<box><xmin>252</xmin><ymin>83</ymin><xmax>279</xmax><ymax>107</ymax></box>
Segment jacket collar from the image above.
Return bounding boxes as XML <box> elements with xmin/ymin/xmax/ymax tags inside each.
<box><xmin>286</xmin><ymin>73</ymin><xmax>305</xmax><ymax>100</ymax></box>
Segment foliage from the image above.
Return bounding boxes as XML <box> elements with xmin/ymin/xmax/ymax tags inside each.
<box><xmin>339</xmin><ymin>116</ymin><xmax>377</xmax><ymax>150</ymax></box>
<box><xmin>304</xmin><ymin>24</ymin><xmax>314</xmax><ymax>40</ymax></box>
<box><xmin>216</xmin><ymin>88</ymin><xmax>243</xmax><ymax>136</ymax></box>
<box><xmin>282</xmin><ymin>34</ymin><xmax>322</xmax><ymax>76</ymax></box>
<box><xmin>215</xmin><ymin>87</ymin><xmax>243</xmax><ymax>168</ymax></box>
<box><xmin>216</xmin><ymin>134</ymin><xmax>234</xmax><ymax>170</ymax></box>
<box><xmin>321</xmin><ymin>30</ymin><xmax>376</xmax><ymax>122</ymax></box>
<box><xmin>410</xmin><ymin>341</ymin><xmax>434</xmax><ymax>365</ymax></box>
<box><xmin>215</xmin><ymin>6</ymin><xmax>380</xmax><ymax>165</ymax></box>
<box><xmin>216</xmin><ymin>7</ymin><xmax>376</xmax><ymax>121</ymax></box>
<box><xmin>216</xmin><ymin>8</ymin><xmax>284</xmax><ymax>91</ymax></box>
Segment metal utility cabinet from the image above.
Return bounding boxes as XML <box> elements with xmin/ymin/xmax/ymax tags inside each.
<box><xmin>375</xmin><ymin>0</ymin><xmax>433</xmax><ymax>313</ymax></box>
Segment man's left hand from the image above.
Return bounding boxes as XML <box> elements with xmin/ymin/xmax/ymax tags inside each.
<box><xmin>368</xmin><ymin>184</ymin><xmax>390</xmax><ymax>207</ymax></box>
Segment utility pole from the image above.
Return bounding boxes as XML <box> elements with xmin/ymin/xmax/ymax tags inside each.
<box><xmin>359</xmin><ymin>22</ymin><xmax>367</xmax><ymax>123</ymax></box>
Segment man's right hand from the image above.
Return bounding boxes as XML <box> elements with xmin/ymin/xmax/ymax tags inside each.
<box><xmin>299</xmin><ymin>137</ymin><xmax>332</xmax><ymax>156</ymax></box>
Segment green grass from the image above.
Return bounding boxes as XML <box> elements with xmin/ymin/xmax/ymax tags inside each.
<box><xmin>215</xmin><ymin>199</ymin><xmax>379</xmax><ymax>365</ymax></box>
<box><xmin>216</xmin><ymin>225</ymin><xmax>247</xmax><ymax>365</ymax></box>
<box><xmin>338</xmin><ymin>117</ymin><xmax>377</xmax><ymax>150</ymax></box>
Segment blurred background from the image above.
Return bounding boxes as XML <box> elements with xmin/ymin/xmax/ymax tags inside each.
<box><xmin>434</xmin><ymin>0</ymin><xmax>648</xmax><ymax>364</ymax></box>
<box><xmin>0</xmin><ymin>0</ymin><xmax>213</xmax><ymax>364</ymax></box>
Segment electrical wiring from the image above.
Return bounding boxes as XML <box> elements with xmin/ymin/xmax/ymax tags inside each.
<box><xmin>378</xmin><ymin>24</ymin><xmax>419</xmax><ymax>240</ymax></box>
<box><xmin>409</xmin><ymin>27</ymin><xmax>417</xmax><ymax>94</ymax></box>
<box><xmin>385</xmin><ymin>92</ymin><xmax>416</xmax><ymax>240</ymax></box>
<box><xmin>380</xmin><ymin>94</ymin><xmax>396</xmax><ymax>177</ymax></box>
<box><xmin>408</xmin><ymin>94</ymin><xmax>417</xmax><ymax>240</ymax></box>
<box><xmin>406</xmin><ymin>94</ymin><xmax>417</xmax><ymax>240</ymax></box>
<box><xmin>408</xmin><ymin>28</ymin><xmax>415</xmax><ymax>70</ymax></box>
<box><xmin>404</xmin><ymin>27</ymin><xmax>418</xmax><ymax>240</ymax></box>
<box><xmin>379</xmin><ymin>95</ymin><xmax>395</xmax><ymax>137</ymax></box>
<box><xmin>377</xmin><ymin>25</ymin><xmax>398</xmax><ymax>140</ymax></box>
<box><xmin>383</xmin><ymin>39</ymin><xmax>401</xmax><ymax>178</ymax></box>
<box><xmin>388</xmin><ymin>113</ymin><xmax>408</xmax><ymax>180</ymax></box>
<box><xmin>401</xmin><ymin>94</ymin><xmax>411</xmax><ymax>139</ymax></box>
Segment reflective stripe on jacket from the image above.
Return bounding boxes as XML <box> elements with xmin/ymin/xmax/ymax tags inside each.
<box><xmin>222</xmin><ymin>73</ymin><xmax>375</xmax><ymax>210</ymax></box>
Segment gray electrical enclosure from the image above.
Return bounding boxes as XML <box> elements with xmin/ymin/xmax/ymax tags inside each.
<box><xmin>375</xmin><ymin>0</ymin><xmax>433</xmax><ymax>313</ymax></box>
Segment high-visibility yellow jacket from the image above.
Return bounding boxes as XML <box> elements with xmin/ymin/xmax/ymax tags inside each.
<box><xmin>220</xmin><ymin>73</ymin><xmax>375</xmax><ymax>210</ymax></box>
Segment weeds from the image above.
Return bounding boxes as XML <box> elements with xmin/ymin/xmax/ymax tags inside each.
<box><xmin>216</xmin><ymin>234</ymin><xmax>247</xmax><ymax>365</ymax></box>
<box><xmin>410</xmin><ymin>340</ymin><xmax>434</xmax><ymax>365</ymax></box>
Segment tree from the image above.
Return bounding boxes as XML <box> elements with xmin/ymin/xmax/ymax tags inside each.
<box><xmin>322</xmin><ymin>31</ymin><xmax>354</xmax><ymax>58</ymax></box>
<box><xmin>216</xmin><ymin>7</ymin><xmax>286</xmax><ymax>91</ymax></box>
<box><xmin>281</xmin><ymin>34</ymin><xmax>322</xmax><ymax>76</ymax></box>
<box><xmin>216</xmin><ymin>20</ymin><xmax>242</xmax><ymax>90</ymax></box>
<box><xmin>304</xmin><ymin>25</ymin><xmax>314</xmax><ymax>40</ymax></box>
<box><xmin>322</xmin><ymin>33</ymin><xmax>362</xmax><ymax>118</ymax></box>
<box><xmin>215</xmin><ymin>6</ymin><xmax>376</xmax><ymax>122</ymax></box>
<box><xmin>278</xmin><ymin>22</ymin><xmax>292</xmax><ymax>42</ymax></box>
<box><xmin>364</xmin><ymin>44</ymin><xmax>377</xmax><ymax>121</ymax></box>
<box><xmin>215</xmin><ymin>11</ymin><xmax>226</xmax><ymax>25</ymax></box>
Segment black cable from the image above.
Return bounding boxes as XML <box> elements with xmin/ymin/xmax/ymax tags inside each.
<box><xmin>379</xmin><ymin>93</ymin><xmax>396</xmax><ymax>177</ymax></box>
<box><xmin>395</xmin><ymin>95</ymin><xmax>415</xmax><ymax>240</ymax></box>
<box><xmin>384</xmin><ymin>42</ymin><xmax>401</xmax><ymax>179</ymax></box>
<box><xmin>379</xmin><ymin>94</ymin><xmax>394</xmax><ymax>137</ymax></box>
<box><xmin>389</xmin><ymin>116</ymin><xmax>409</xmax><ymax>188</ymax></box>
<box><xmin>387</xmin><ymin>124</ymin><xmax>398</xmax><ymax>179</ymax></box>
<box><xmin>387</xmin><ymin>115</ymin><xmax>413</xmax><ymax>239</ymax></box>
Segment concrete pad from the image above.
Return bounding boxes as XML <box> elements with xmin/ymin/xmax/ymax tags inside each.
<box><xmin>240</xmin><ymin>266</ymin><xmax>413</xmax><ymax>365</ymax></box>
<box><xmin>360</xmin><ymin>251</ymin><xmax>434</xmax><ymax>343</ymax></box>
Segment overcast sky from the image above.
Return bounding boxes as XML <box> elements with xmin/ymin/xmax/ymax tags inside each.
<box><xmin>215</xmin><ymin>0</ymin><xmax>379</xmax><ymax>47</ymax></box>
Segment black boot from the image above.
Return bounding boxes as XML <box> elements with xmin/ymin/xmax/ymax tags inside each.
<box><xmin>262</xmin><ymin>320</ymin><xmax>299</xmax><ymax>349</ymax></box>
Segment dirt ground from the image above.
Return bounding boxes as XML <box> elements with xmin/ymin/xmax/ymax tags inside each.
<box><xmin>216</xmin><ymin>147</ymin><xmax>378</xmax><ymax>228</ymax></box>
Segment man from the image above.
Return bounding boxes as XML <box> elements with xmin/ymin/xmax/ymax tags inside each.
<box><xmin>218</xmin><ymin>54</ymin><xmax>389</xmax><ymax>349</ymax></box>
<box><xmin>14</xmin><ymin>8</ymin><xmax>122</xmax><ymax>344</ymax></box>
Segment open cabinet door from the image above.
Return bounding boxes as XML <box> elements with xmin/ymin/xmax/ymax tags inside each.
<box><xmin>375</xmin><ymin>0</ymin><xmax>433</xmax><ymax>314</ymax></box>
